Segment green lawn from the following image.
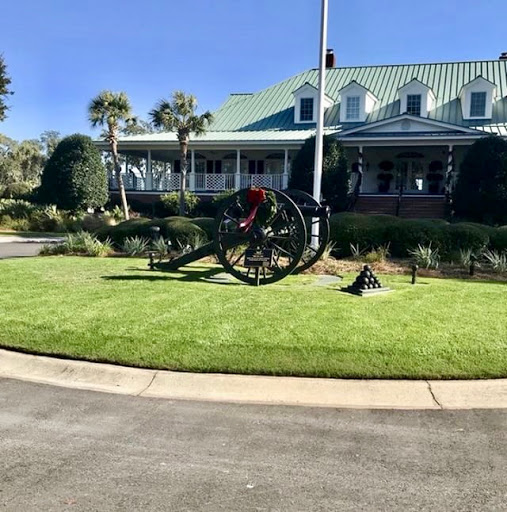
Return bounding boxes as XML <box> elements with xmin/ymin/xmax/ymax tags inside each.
<box><xmin>1</xmin><ymin>256</ymin><xmax>506</xmax><ymax>379</ymax></box>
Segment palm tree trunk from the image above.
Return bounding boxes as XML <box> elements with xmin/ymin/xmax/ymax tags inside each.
<box><xmin>111</xmin><ymin>140</ymin><xmax>130</xmax><ymax>220</ymax></box>
<box><xmin>179</xmin><ymin>140</ymin><xmax>188</xmax><ymax>216</ymax></box>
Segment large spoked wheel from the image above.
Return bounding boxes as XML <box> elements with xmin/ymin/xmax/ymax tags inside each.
<box><xmin>283</xmin><ymin>189</ymin><xmax>330</xmax><ymax>273</ymax></box>
<box><xmin>213</xmin><ymin>189</ymin><xmax>307</xmax><ymax>286</ymax></box>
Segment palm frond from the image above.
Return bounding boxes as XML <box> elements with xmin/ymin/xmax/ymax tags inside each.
<box><xmin>88</xmin><ymin>90</ymin><xmax>133</xmax><ymax>131</ymax></box>
<box><xmin>149</xmin><ymin>99</ymin><xmax>179</xmax><ymax>130</ymax></box>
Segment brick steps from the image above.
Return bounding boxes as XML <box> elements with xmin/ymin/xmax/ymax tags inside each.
<box><xmin>354</xmin><ymin>196</ymin><xmax>446</xmax><ymax>219</ymax></box>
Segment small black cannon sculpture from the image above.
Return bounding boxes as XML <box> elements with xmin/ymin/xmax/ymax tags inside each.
<box><xmin>150</xmin><ymin>188</ymin><xmax>330</xmax><ymax>286</ymax></box>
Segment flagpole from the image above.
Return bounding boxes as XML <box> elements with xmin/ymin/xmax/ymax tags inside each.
<box><xmin>312</xmin><ymin>0</ymin><xmax>328</xmax><ymax>242</ymax></box>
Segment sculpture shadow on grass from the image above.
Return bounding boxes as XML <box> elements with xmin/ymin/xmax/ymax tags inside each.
<box><xmin>101</xmin><ymin>265</ymin><xmax>241</xmax><ymax>286</ymax></box>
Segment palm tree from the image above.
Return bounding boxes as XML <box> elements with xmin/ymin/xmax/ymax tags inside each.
<box><xmin>149</xmin><ymin>91</ymin><xmax>213</xmax><ymax>216</ymax></box>
<box><xmin>89</xmin><ymin>91</ymin><xmax>134</xmax><ymax>220</ymax></box>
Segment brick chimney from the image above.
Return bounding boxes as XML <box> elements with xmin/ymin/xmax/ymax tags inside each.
<box><xmin>499</xmin><ymin>52</ymin><xmax>507</xmax><ymax>60</ymax></box>
<box><xmin>325</xmin><ymin>49</ymin><xmax>336</xmax><ymax>68</ymax></box>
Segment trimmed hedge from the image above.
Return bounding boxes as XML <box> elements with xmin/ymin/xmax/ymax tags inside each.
<box><xmin>490</xmin><ymin>226</ymin><xmax>507</xmax><ymax>252</ymax></box>
<box><xmin>329</xmin><ymin>213</ymin><xmax>501</xmax><ymax>258</ymax></box>
<box><xmin>96</xmin><ymin>216</ymin><xmax>213</xmax><ymax>247</ymax></box>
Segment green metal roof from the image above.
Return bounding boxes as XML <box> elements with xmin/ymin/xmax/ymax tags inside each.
<box><xmin>209</xmin><ymin>59</ymin><xmax>507</xmax><ymax>134</ymax></box>
<box><xmin>113</xmin><ymin>59</ymin><xmax>507</xmax><ymax>146</ymax></box>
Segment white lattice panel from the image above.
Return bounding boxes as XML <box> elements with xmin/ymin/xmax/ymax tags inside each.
<box><xmin>206</xmin><ymin>174</ymin><xmax>226</xmax><ymax>190</ymax></box>
<box><xmin>165</xmin><ymin>174</ymin><xmax>181</xmax><ymax>191</ymax></box>
<box><xmin>250</xmin><ymin>175</ymin><xmax>273</xmax><ymax>188</ymax></box>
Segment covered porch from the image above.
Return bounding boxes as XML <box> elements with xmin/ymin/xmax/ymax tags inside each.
<box><xmin>109</xmin><ymin>146</ymin><xmax>297</xmax><ymax>195</ymax></box>
<box><xmin>343</xmin><ymin>142</ymin><xmax>472</xmax><ymax>218</ymax></box>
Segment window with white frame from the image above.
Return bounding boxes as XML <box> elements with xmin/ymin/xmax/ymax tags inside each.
<box><xmin>470</xmin><ymin>92</ymin><xmax>487</xmax><ymax>117</ymax></box>
<box><xmin>406</xmin><ymin>94</ymin><xmax>422</xmax><ymax>116</ymax></box>
<box><xmin>346</xmin><ymin>96</ymin><xmax>360</xmax><ymax>120</ymax></box>
<box><xmin>300</xmin><ymin>98</ymin><xmax>314</xmax><ymax>122</ymax></box>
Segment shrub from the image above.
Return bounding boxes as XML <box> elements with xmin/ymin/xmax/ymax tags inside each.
<box><xmin>27</xmin><ymin>207</ymin><xmax>63</xmax><ymax>232</ymax></box>
<box><xmin>191</xmin><ymin>217</ymin><xmax>214</xmax><ymax>238</ymax></box>
<box><xmin>151</xmin><ymin>217</ymin><xmax>208</xmax><ymax>248</ymax></box>
<box><xmin>121</xmin><ymin>236</ymin><xmax>149</xmax><ymax>256</ymax></box>
<box><xmin>40</xmin><ymin>232</ymin><xmax>113</xmax><ymax>257</ymax></box>
<box><xmin>453</xmin><ymin>135</ymin><xmax>507</xmax><ymax>225</ymax></box>
<box><xmin>38</xmin><ymin>134</ymin><xmax>108</xmax><ymax>211</ymax></box>
<box><xmin>0</xmin><ymin>199</ymin><xmax>38</xmax><ymax>219</ymax></box>
<box><xmin>160</xmin><ymin>191</ymin><xmax>200</xmax><ymax>216</ymax></box>
<box><xmin>0</xmin><ymin>215</ymin><xmax>30</xmax><ymax>231</ymax></box>
<box><xmin>443</xmin><ymin>223</ymin><xmax>490</xmax><ymax>255</ymax></box>
<box><xmin>81</xmin><ymin>214</ymin><xmax>108</xmax><ymax>232</ymax></box>
<box><xmin>96</xmin><ymin>216</ymin><xmax>209</xmax><ymax>249</ymax></box>
<box><xmin>289</xmin><ymin>135</ymin><xmax>350</xmax><ymax>212</ymax></box>
<box><xmin>195</xmin><ymin>189</ymin><xmax>235</xmax><ymax>218</ymax></box>
<box><xmin>329</xmin><ymin>213</ymin><xmax>400</xmax><ymax>257</ymax></box>
<box><xmin>328</xmin><ymin>213</ymin><xmax>497</xmax><ymax>259</ymax></box>
<box><xmin>385</xmin><ymin>219</ymin><xmax>447</xmax><ymax>257</ymax></box>
<box><xmin>490</xmin><ymin>226</ymin><xmax>507</xmax><ymax>252</ymax></box>
<box><xmin>0</xmin><ymin>182</ymin><xmax>34</xmax><ymax>199</ymax></box>
<box><xmin>364</xmin><ymin>244</ymin><xmax>390</xmax><ymax>263</ymax></box>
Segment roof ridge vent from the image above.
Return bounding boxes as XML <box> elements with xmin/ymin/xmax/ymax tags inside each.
<box><xmin>499</xmin><ymin>52</ymin><xmax>507</xmax><ymax>60</ymax></box>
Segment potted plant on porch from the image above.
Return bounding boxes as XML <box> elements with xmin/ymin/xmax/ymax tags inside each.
<box><xmin>377</xmin><ymin>160</ymin><xmax>394</xmax><ymax>193</ymax></box>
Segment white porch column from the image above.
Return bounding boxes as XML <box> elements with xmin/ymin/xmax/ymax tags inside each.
<box><xmin>235</xmin><ymin>149</ymin><xmax>241</xmax><ymax>190</ymax></box>
<box><xmin>146</xmin><ymin>149</ymin><xmax>153</xmax><ymax>190</ymax></box>
<box><xmin>283</xmin><ymin>149</ymin><xmax>289</xmax><ymax>189</ymax></box>
<box><xmin>189</xmin><ymin>149</ymin><xmax>196</xmax><ymax>191</ymax></box>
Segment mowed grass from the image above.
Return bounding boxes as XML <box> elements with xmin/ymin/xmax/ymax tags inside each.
<box><xmin>1</xmin><ymin>257</ymin><xmax>506</xmax><ymax>379</ymax></box>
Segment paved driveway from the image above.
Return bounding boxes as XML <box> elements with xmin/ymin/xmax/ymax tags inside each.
<box><xmin>0</xmin><ymin>235</ymin><xmax>62</xmax><ymax>259</ymax></box>
<box><xmin>1</xmin><ymin>378</ymin><xmax>505</xmax><ymax>511</ymax></box>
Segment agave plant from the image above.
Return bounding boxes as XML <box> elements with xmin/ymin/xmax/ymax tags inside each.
<box><xmin>151</xmin><ymin>236</ymin><xmax>170</xmax><ymax>261</ymax></box>
<box><xmin>349</xmin><ymin>243</ymin><xmax>368</xmax><ymax>260</ymax></box>
<box><xmin>482</xmin><ymin>249</ymin><xmax>507</xmax><ymax>273</ymax></box>
<box><xmin>121</xmin><ymin>236</ymin><xmax>149</xmax><ymax>256</ymax></box>
<box><xmin>320</xmin><ymin>241</ymin><xmax>338</xmax><ymax>261</ymax></box>
<box><xmin>408</xmin><ymin>243</ymin><xmax>440</xmax><ymax>269</ymax></box>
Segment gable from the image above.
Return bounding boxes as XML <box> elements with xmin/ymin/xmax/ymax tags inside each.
<box><xmin>340</xmin><ymin>114</ymin><xmax>484</xmax><ymax>137</ymax></box>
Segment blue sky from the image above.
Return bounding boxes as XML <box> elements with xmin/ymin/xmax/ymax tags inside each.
<box><xmin>1</xmin><ymin>0</ymin><xmax>506</xmax><ymax>141</ymax></box>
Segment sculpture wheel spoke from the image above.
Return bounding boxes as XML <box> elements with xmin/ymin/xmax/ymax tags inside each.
<box><xmin>270</xmin><ymin>241</ymin><xmax>295</xmax><ymax>261</ymax></box>
<box><xmin>223</xmin><ymin>212</ymin><xmax>241</xmax><ymax>226</ymax></box>
<box><xmin>229</xmin><ymin>247</ymin><xmax>248</xmax><ymax>267</ymax></box>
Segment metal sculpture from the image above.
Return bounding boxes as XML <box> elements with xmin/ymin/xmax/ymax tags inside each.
<box><xmin>151</xmin><ymin>188</ymin><xmax>330</xmax><ymax>286</ymax></box>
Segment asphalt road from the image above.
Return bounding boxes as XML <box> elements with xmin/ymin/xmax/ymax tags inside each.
<box><xmin>0</xmin><ymin>242</ymin><xmax>44</xmax><ymax>259</ymax></box>
<box><xmin>0</xmin><ymin>379</ymin><xmax>506</xmax><ymax>511</ymax></box>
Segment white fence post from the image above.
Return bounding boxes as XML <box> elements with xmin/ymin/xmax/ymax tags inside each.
<box><xmin>235</xmin><ymin>149</ymin><xmax>241</xmax><ymax>190</ymax></box>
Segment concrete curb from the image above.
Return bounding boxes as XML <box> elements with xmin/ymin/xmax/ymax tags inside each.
<box><xmin>1</xmin><ymin>348</ymin><xmax>506</xmax><ymax>409</ymax></box>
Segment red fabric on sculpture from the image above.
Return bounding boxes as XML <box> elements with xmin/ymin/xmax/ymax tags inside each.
<box><xmin>239</xmin><ymin>188</ymin><xmax>266</xmax><ymax>231</ymax></box>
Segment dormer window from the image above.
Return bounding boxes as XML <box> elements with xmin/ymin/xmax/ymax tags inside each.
<box><xmin>398</xmin><ymin>79</ymin><xmax>435</xmax><ymax>118</ymax></box>
<box><xmin>292</xmin><ymin>82</ymin><xmax>334</xmax><ymax>124</ymax></box>
<box><xmin>300</xmin><ymin>98</ymin><xmax>314</xmax><ymax>122</ymax></box>
<box><xmin>346</xmin><ymin>96</ymin><xmax>360</xmax><ymax>120</ymax></box>
<box><xmin>339</xmin><ymin>81</ymin><xmax>378</xmax><ymax>123</ymax></box>
<box><xmin>406</xmin><ymin>94</ymin><xmax>422</xmax><ymax>116</ymax></box>
<box><xmin>470</xmin><ymin>92</ymin><xmax>486</xmax><ymax>117</ymax></box>
<box><xmin>459</xmin><ymin>76</ymin><xmax>496</xmax><ymax>120</ymax></box>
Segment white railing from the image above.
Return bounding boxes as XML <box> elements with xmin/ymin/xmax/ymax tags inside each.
<box><xmin>194</xmin><ymin>173</ymin><xmax>236</xmax><ymax>191</ymax></box>
<box><xmin>110</xmin><ymin>173</ymin><xmax>286</xmax><ymax>192</ymax></box>
<box><xmin>153</xmin><ymin>174</ymin><xmax>181</xmax><ymax>191</ymax></box>
<box><xmin>240</xmin><ymin>174</ymin><xmax>284</xmax><ymax>190</ymax></box>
